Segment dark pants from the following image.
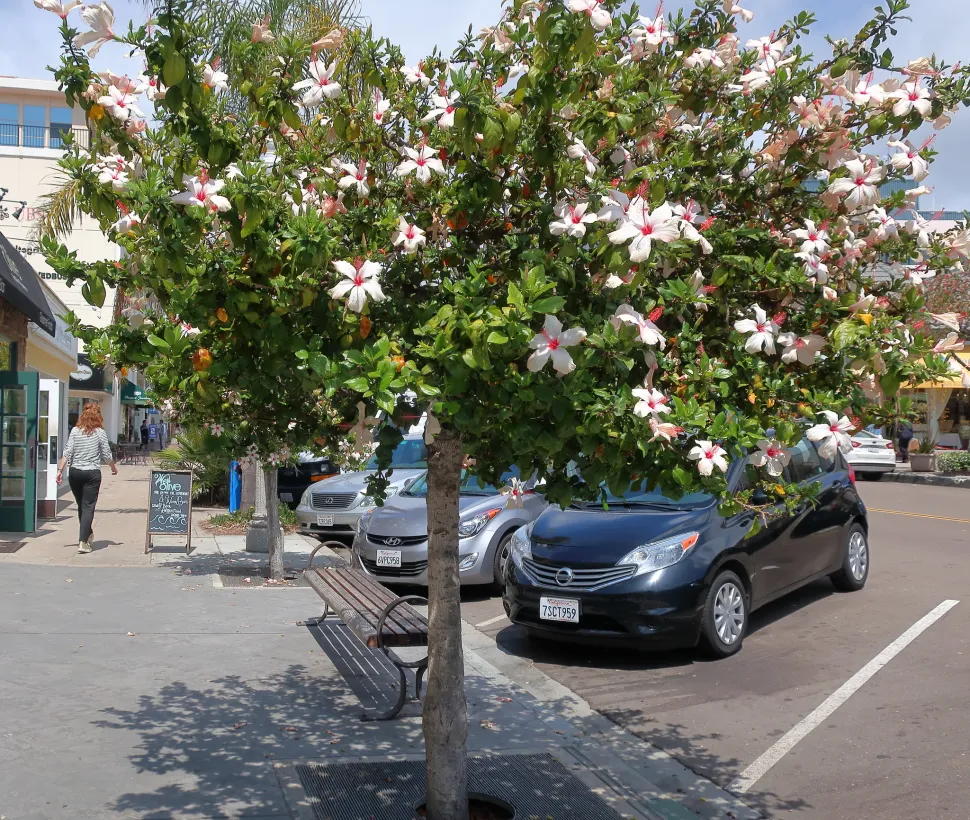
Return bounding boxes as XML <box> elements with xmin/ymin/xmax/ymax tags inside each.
<box><xmin>898</xmin><ymin>436</ymin><xmax>912</xmax><ymax>462</ymax></box>
<box><xmin>68</xmin><ymin>468</ymin><xmax>102</xmax><ymax>542</ymax></box>
<box><xmin>140</xmin><ymin>434</ymin><xmax>149</xmax><ymax>450</ymax></box>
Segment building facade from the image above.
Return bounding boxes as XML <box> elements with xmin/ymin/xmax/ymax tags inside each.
<box><xmin>0</xmin><ymin>75</ymin><xmax>124</xmax><ymax>441</ymax></box>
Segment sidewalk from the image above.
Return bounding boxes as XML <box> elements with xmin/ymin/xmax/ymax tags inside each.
<box><xmin>0</xmin><ymin>467</ymin><xmax>760</xmax><ymax>820</ymax></box>
<box><xmin>0</xmin><ymin>462</ymin><xmax>316</xmax><ymax>568</ymax></box>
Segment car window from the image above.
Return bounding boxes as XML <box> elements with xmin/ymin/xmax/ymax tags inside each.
<box><xmin>786</xmin><ymin>438</ymin><xmax>830</xmax><ymax>482</ymax></box>
<box><xmin>365</xmin><ymin>438</ymin><xmax>428</xmax><ymax>469</ymax></box>
<box><xmin>406</xmin><ymin>467</ymin><xmax>520</xmax><ymax>498</ymax></box>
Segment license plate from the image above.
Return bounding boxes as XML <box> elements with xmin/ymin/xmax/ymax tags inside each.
<box><xmin>867</xmin><ymin>448</ymin><xmax>885</xmax><ymax>453</ymax></box>
<box><xmin>316</xmin><ymin>514</ymin><xmax>334</xmax><ymax>527</ymax></box>
<box><xmin>539</xmin><ymin>597</ymin><xmax>579</xmax><ymax>623</ymax></box>
<box><xmin>280</xmin><ymin>492</ymin><xmax>293</xmax><ymax>502</ymax></box>
<box><xmin>376</xmin><ymin>550</ymin><xmax>402</xmax><ymax>568</ymax></box>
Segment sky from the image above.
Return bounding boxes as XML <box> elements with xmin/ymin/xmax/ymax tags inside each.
<box><xmin>4</xmin><ymin>0</ymin><xmax>969</xmax><ymax>209</ymax></box>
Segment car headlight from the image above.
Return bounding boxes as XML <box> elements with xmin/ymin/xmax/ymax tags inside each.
<box><xmin>509</xmin><ymin>525</ymin><xmax>532</xmax><ymax>568</ymax></box>
<box><xmin>299</xmin><ymin>487</ymin><xmax>313</xmax><ymax>507</ymax></box>
<box><xmin>458</xmin><ymin>508</ymin><xmax>502</xmax><ymax>538</ymax></box>
<box><xmin>357</xmin><ymin>509</ymin><xmax>373</xmax><ymax>534</ymax></box>
<box><xmin>618</xmin><ymin>532</ymin><xmax>699</xmax><ymax>576</ymax></box>
<box><xmin>359</xmin><ymin>488</ymin><xmax>397</xmax><ymax>508</ymax></box>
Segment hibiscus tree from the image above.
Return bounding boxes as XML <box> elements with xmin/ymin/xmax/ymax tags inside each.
<box><xmin>38</xmin><ymin>1</ymin><xmax>970</xmax><ymax>817</ymax></box>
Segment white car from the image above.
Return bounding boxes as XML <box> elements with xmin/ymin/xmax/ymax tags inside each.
<box><xmin>845</xmin><ymin>430</ymin><xmax>896</xmax><ymax>478</ymax></box>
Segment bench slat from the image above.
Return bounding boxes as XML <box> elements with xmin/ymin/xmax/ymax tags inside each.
<box><xmin>334</xmin><ymin>568</ymin><xmax>428</xmax><ymax>636</ymax></box>
<box><xmin>304</xmin><ymin>567</ymin><xmax>428</xmax><ymax>649</ymax></box>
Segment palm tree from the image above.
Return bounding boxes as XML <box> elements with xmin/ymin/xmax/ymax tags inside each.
<box><xmin>35</xmin><ymin>0</ymin><xmax>364</xmax><ymax>241</ymax></box>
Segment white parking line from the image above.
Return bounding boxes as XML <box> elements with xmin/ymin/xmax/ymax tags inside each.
<box><xmin>729</xmin><ymin>598</ymin><xmax>960</xmax><ymax>795</ymax></box>
<box><xmin>475</xmin><ymin>613</ymin><xmax>508</xmax><ymax>628</ymax></box>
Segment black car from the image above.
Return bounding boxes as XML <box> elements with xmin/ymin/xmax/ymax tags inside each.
<box><xmin>277</xmin><ymin>456</ymin><xmax>340</xmax><ymax>509</ymax></box>
<box><xmin>503</xmin><ymin>438</ymin><xmax>869</xmax><ymax>657</ymax></box>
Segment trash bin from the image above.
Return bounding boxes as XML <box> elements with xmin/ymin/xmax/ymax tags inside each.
<box><xmin>229</xmin><ymin>460</ymin><xmax>242</xmax><ymax>513</ymax></box>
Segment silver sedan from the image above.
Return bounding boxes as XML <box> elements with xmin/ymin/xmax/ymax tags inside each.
<box><xmin>353</xmin><ymin>470</ymin><xmax>547</xmax><ymax>588</ymax></box>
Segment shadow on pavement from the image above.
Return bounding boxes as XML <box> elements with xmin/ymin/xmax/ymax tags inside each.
<box><xmin>595</xmin><ymin>710</ymin><xmax>811</xmax><ymax>818</ymax></box>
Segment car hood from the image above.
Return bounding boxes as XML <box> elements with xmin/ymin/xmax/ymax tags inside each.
<box><xmin>309</xmin><ymin>469</ymin><xmax>425</xmax><ymax>496</ymax></box>
<box><xmin>528</xmin><ymin>504</ymin><xmax>714</xmax><ymax>566</ymax></box>
<box><xmin>365</xmin><ymin>493</ymin><xmax>509</xmax><ymax>538</ymax></box>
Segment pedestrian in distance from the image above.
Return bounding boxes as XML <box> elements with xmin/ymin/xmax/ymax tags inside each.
<box><xmin>140</xmin><ymin>419</ymin><xmax>149</xmax><ymax>450</ymax></box>
<box><xmin>897</xmin><ymin>416</ymin><xmax>914</xmax><ymax>463</ymax></box>
<box><xmin>55</xmin><ymin>403</ymin><xmax>119</xmax><ymax>554</ymax></box>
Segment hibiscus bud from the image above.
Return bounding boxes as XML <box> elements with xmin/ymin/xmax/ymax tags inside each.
<box><xmin>192</xmin><ymin>349</ymin><xmax>213</xmax><ymax>372</ymax></box>
<box><xmin>216</xmin><ymin>307</ymin><xmax>229</xmax><ymax>323</ymax></box>
<box><xmin>648</xmin><ymin>307</ymin><xmax>663</xmax><ymax>322</ymax></box>
<box><xmin>359</xmin><ymin>316</ymin><xmax>372</xmax><ymax>338</ymax></box>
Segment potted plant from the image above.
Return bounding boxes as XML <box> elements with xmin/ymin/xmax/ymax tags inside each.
<box><xmin>910</xmin><ymin>438</ymin><xmax>938</xmax><ymax>472</ymax></box>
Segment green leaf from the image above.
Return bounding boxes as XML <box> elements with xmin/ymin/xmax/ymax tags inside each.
<box><xmin>81</xmin><ymin>278</ymin><xmax>105</xmax><ymax>309</ymax></box>
<box><xmin>486</xmin><ymin>331</ymin><xmax>509</xmax><ymax>345</ymax></box>
<box><xmin>147</xmin><ymin>334</ymin><xmax>170</xmax><ymax>351</ymax></box>
<box><xmin>162</xmin><ymin>54</ymin><xmax>186</xmax><ymax>88</ymax></box>
<box><xmin>462</xmin><ymin>348</ymin><xmax>480</xmax><ymax>370</ymax></box>
<box><xmin>344</xmin><ymin>376</ymin><xmax>371</xmax><ymax>393</ymax></box>
<box><xmin>482</xmin><ymin>117</ymin><xmax>503</xmax><ymax>149</ymax></box>
<box><xmin>531</xmin><ymin>296</ymin><xmax>565</xmax><ymax>313</ymax></box>
<box><xmin>672</xmin><ymin>466</ymin><xmax>690</xmax><ymax>487</ymax></box>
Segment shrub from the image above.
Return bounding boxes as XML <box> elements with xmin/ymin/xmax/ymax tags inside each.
<box><xmin>936</xmin><ymin>451</ymin><xmax>970</xmax><ymax>474</ymax></box>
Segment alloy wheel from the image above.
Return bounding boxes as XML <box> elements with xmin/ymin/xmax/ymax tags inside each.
<box><xmin>713</xmin><ymin>581</ymin><xmax>745</xmax><ymax>645</ymax></box>
<box><xmin>848</xmin><ymin>531</ymin><xmax>868</xmax><ymax>581</ymax></box>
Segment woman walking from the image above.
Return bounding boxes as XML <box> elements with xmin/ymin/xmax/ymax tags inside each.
<box><xmin>56</xmin><ymin>403</ymin><xmax>118</xmax><ymax>554</ymax></box>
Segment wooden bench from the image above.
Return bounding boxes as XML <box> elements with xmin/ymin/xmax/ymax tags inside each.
<box><xmin>302</xmin><ymin>542</ymin><xmax>428</xmax><ymax>720</ymax></box>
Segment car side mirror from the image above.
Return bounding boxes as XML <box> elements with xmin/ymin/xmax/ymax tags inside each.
<box><xmin>750</xmin><ymin>488</ymin><xmax>770</xmax><ymax>505</ymax></box>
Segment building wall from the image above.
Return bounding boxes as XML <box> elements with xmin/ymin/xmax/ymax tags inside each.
<box><xmin>0</xmin><ymin>77</ymin><xmax>119</xmax><ymax>328</ymax></box>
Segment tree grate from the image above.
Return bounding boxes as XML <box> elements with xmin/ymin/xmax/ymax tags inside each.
<box><xmin>0</xmin><ymin>542</ymin><xmax>25</xmax><ymax>553</ymax></box>
<box><xmin>218</xmin><ymin>566</ymin><xmax>311</xmax><ymax>587</ymax></box>
<box><xmin>295</xmin><ymin>752</ymin><xmax>626</xmax><ymax>820</ymax></box>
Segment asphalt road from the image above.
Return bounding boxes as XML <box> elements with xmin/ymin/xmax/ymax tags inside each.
<box><xmin>455</xmin><ymin>481</ymin><xmax>970</xmax><ymax>820</ymax></box>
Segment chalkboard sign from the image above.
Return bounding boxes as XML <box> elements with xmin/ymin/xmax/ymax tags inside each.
<box><xmin>145</xmin><ymin>470</ymin><xmax>193</xmax><ymax>554</ymax></box>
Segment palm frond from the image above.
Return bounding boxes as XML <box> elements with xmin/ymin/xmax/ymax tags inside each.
<box><xmin>33</xmin><ymin>174</ymin><xmax>82</xmax><ymax>241</ymax></box>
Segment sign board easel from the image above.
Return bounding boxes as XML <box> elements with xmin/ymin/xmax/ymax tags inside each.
<box><xmin>145</xmin><ymin>469</ymin><xmax>193</xmax><ymax>554</ymax></box>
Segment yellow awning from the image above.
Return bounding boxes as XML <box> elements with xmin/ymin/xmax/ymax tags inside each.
<box><xmin>909</xmin><ymin>351</ymin><xmax>970</xmax><ymax>390</ymax></box>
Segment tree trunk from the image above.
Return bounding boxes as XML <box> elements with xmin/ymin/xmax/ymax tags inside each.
<box><xmin>422</xmin><ymin>427</ymin><xmax>468</xmax><ymax>820</ymax></box>
<box><xmin>264</xmin><ymin>469</ymin><xmax>285</xmax><ymax>581</ymax></box>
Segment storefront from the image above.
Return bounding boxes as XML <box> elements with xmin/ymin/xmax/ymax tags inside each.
<box><xmin>120</xmin><ymin>379</ymin><xmax>155</xmax><ymax>444</ymax></box>
<box><xmin>903</xmin><ymin>351</ymin><xmax>970</xmax><ymax>448</ymax></box>
<box><xmin>25</xmin><ymin>285</ymin><xmax>77</xmax><ymax>519</ymax></box>
<box><xmin>0</xmin><ymin>230</ymin><xmax>57</xmax><ymax>533</ymax></box>
<box><xmin>68</xmin><ymin>352</ymin><xmax>118</xmax><ymax>440</ymax></box>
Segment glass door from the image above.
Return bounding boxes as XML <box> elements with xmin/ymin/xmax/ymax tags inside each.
<box><xmin>0</xmin><ymin>372</ymin><xmax>39</xmax><ymax>533</ymax></box>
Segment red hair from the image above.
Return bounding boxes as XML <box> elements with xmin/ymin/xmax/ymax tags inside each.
<box><xmin>76</xmin><ymin>403</ymin><xmax>104</xmax><ymax>434</ymax></box>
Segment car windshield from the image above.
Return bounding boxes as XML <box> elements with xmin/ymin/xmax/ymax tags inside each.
<box><xmin>574</xmin><ymin>483</ymin><xmax>713</xmax><ymax>510</ymax></box>
<box><xmin>364</xmin><ymin>439</ymin><xmax>428</xmax><ymax>470</ymax></box>
<box><xmin>406</xmin><ymin>467</ymin><xmax>521</xmax><ymax>498</ymax></box>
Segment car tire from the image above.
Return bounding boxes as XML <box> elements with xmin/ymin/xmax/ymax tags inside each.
<box><xmin>830</xmin><ymin>524</ymin><xmax>869</xmax><ymax>592</ymax></box>
<box><xmin>701</xmin><ymin>570</ymin><xmax>748</xmax><ymax>659</ymax></box>
<box><xmin>492</xmin><ymin>532</ymin><xmax>514</xmax><ymax>591</ymax></box>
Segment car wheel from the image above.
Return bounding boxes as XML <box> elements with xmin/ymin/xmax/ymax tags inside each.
<box><xmin>830</xmin><ymin>524</ymin><xmax>869</xmax><ymax>592</ymax></box>
<box><xmin>701</xmin><ymin>570</ymin><xmax>748</xmax><ymax>659</ymax></box>
<box><xmin>492</xmin><ymin>532</ymin><xmax>514</xmax><ymax>590</ymax></box>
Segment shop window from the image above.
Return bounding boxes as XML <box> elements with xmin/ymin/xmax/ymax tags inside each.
<box><xmin>0</xmin><ymin>340</ymin><xmax>15</xmax><ymax>372</ymax></box>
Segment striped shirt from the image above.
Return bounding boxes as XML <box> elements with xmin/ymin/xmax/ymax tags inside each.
<box><xmin>63</xmin><ymin>427</ymin><xmax>113</xmax><ymax>471</ymax></box>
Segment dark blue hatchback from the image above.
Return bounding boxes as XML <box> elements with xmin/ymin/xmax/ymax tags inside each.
<box><xmin>503</xmin><ymin>438</ymin><xmax>869</xmax><ymax>657</ymax></box>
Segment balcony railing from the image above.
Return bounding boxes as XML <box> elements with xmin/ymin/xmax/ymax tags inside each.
<box><xmin>0</xmin><ymin>123</ymin><xmax>91</xmax><ymax>150</ymax></box>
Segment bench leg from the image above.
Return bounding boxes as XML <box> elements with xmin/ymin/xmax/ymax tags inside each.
<box><xmin>415</xmin><ymin>662</ymin><xmax>427</xmax><ymax>703</ymax></box>
<box><xmin>298</xmin><ymin>602</ymin><xmax>330</xmax><ymax>627</ymax></box>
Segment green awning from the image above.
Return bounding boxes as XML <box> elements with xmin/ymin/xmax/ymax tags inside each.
<box><xmin>120</xmin><ymin>380</ymin><xmax>151</xmax><ymax>405</ymax></box>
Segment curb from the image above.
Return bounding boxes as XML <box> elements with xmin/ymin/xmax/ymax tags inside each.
<box><xmin>880</xmin><ymin>471</ymin><xmax>970</xmax><ymax>489</ymax></box>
